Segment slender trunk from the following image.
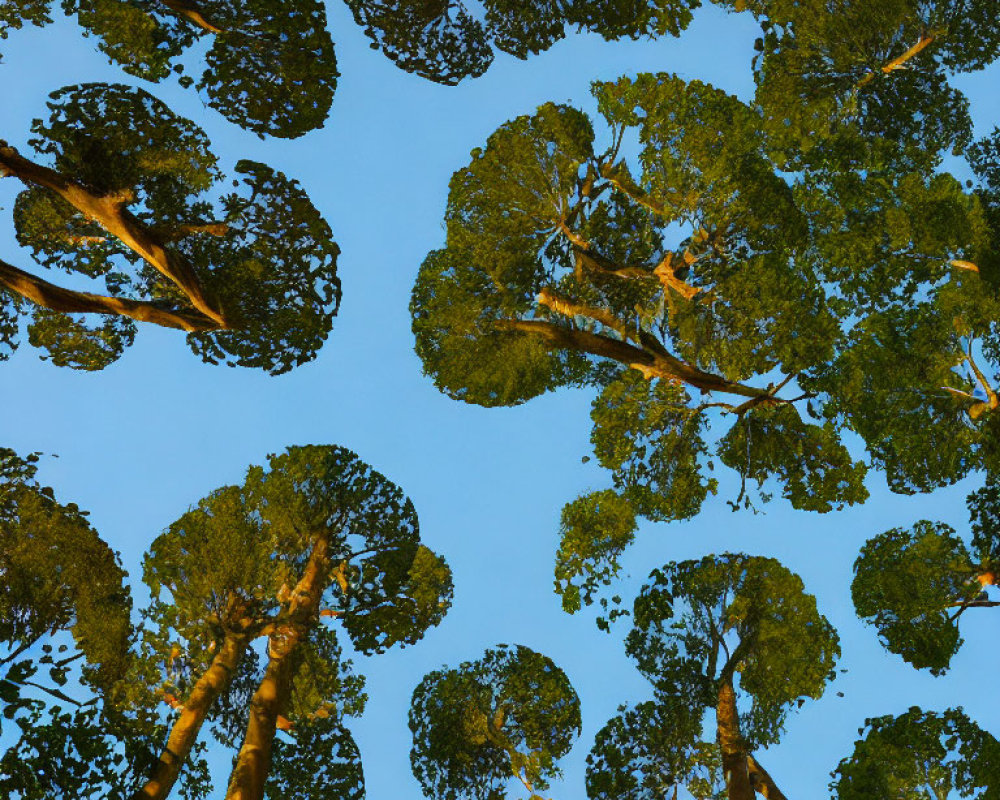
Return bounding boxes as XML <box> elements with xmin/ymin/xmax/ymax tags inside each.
<box><xmin>0</xmin><ymin>256</ymin><xmax>219</xmax><ymax>332</ymax></box>
<box><xmin>0</xmin><ymin>143</ymin><xmax>226</xmax><ymax>326</ymax></box>
<box><xmin>716</xmin><ymin>681</ymin><xmax>754</xmax><ymax>800</ymax></box>
<box><xmin>132</xmin><ymin>632</ymin><xmax>249</xmax><ymax>800</ymax></box>
<box><xmin>224</xmin><ymin>538</ymin><xmax>331</xmax><ymax>800</ymax></box>
<box><xmin>747</xmin><ymin>755</ymin><xmax>788</xmax><ymax>800</ymax></box>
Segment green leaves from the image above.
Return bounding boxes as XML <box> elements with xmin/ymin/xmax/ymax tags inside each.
<box><xmin>586</xmin><ymin>700</ymin><xmax>724</xmax><ymax>800</ymax></box>
<box><xmin>409</xmin><ymin>644</ymin><xmax>581</xmax><ymax>800</ymax></box>
<box><xmin>853</xmin><ymin>521</ymin><xmax>978</xmax><ymax>674</ymax></box>
<box><xmin>7</xmin><ymin>83</ymin><xmax>341</xmax><ymax>373</ymax></box>
<box><xmin>7</xmin><ymin>0</ymin><xmax>337</xmax><ymax>136</ymax></box>
<box><xmin>717</xmin><ymin>404</ymin><xmax>867</xmax><ymax>512</ymax></box>
<box><xmin>832</xmin><ymin>707</ymin><xmax>1000</xmax><ymax>800</ymax></box>
<box><xmin>627</xmin><ymin>554</ymin><xmax>839</xmax><ymax>749</ymax></box>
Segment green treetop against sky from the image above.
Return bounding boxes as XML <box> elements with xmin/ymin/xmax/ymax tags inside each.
<box><xmin>2</xmin><ymin>1</ymin><xmax>1000</xmax><ymax>799</ymax></box>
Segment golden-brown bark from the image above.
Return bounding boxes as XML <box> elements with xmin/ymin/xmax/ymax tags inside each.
<box><xmin>225</xmin><ymin>538</ymin><xmax>332</xmax><ymax>800</ymax></box>
<box><xmin>857</xmin><ymin>33</ymin><xmax>937</xmax><ymax>87</ymax></box>
<box><xmin>0</xmin><ymin>256</ymin><xmax>219</xmax><ymax>332</ymax></box>
<box><xmin>0</xmin><ymin>142</ymin><xmax>226</xmax><ymax>326</ymax></box>
<box><xmin>747</xmin><ymin>755</ymin><xmax>788</xmax><ymax>800</ymax></box>
<box><xmin>496</xmin><ymin>317</ymin><xmax>780</xmax><ymax>400</ymax></box>
<box><xmin>132</xmin><ymin>632</ymin><xmax>250</xmax><ymax>800</ymax></box>
<box><xmin>160</xmin><ymin>0</ymin><xmax>223</xmax><ymax>33</ymax></box>
<box><xmin>716</xmin><ymin>681</ymin><xmax>754</xmax><ymax>800</ymax></box>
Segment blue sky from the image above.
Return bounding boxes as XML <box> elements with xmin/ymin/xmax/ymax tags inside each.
<box><xmin>3</xmin><ymin>3</ymin><xmax>1000</xmax><ymax>798</ymax></box>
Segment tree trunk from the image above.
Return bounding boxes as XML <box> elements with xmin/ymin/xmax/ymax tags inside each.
<box><xmin>132</xmin><ymin>632</ymin><xmax>249</xmax><ymax>800</ymax></box>
<box><xmin>224</xmin><ymin>641</ymin><xmax>296</xmax><ymax>800</ymax></box>
<box><xmin>747</xmin><ymin>755</ymin><xmax>788</xmax><ymax>800</ymax></box>
<box><xmin>224</xmin><ymin>538</ymin><xmax>332</xmax><ymax>800</ymax></box>
<box><xmin>160</xmin><ymin>0</ymin><xmax>223</xmax><ymax>34</ymax></box>
<box><xmin>716</xmin><ymin>681</ymin><xmax>754</xmax><ymax>800</ymax></box>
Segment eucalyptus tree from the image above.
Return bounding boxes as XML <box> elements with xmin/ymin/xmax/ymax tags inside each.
<box><xmin>590</xmin><ymin>554</ymin><xmax>839</xmax><ymax>800</ymax></box>
<box><xmin>831</xmin><ymin>707</ymin><xmax>1000</xmax><ymax>800</ymax></box>
<box><xmin>410</xmin><ymin>72</ymin><xmax>873</xmax><ymax>612</ymax></box>
<box><xmin>0</xmin><ymin>82</ymin><xmax>340</xmax><ymax>373</ymax></box>
<box><xmin>409</xmin><ymin>644</ymin><xmax>581</xmax><ymax>800</ymax></box>
<box><xmin>0</xmin><ymin>0</ymin><xmax>337</xmax><ymax>137</ymax></box>
<box><xmin>852</xmin><ymin>475</ymin><xmax>1000</xmax><ymax>674</ymax></box>
<box><xmin>1</xmin><ymin>444</ymin><xmax>454</xmax><ymax>800</ymax></box>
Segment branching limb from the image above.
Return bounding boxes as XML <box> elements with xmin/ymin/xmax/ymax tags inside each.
<box><xmin>0</xmin><ymin>256</ymin><xmax>221</xmax><ymax>332</ymax></box>
<box><xmin>747</xmin><ymin>755</ymin><xmax>788</xmax><ymax>800</ymax></box>
<box><xmin>857</xmin><ymin>32</ymin><xmax>939</xmax><ymax>88</ymax></box>
<box><xmin>0</xmin><ymin>142</ymin><xmax>226</xmax><ymax>326</ymax></box>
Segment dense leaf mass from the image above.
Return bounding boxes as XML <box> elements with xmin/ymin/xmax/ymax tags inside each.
<box><xmin>345</xmin><ymin>0</ymin><xmax>701</xmax><ymax>85</ymax></box>
<box><xmin>2</xmin><ymin>83</ymin><xmax>341</xmax><ymax>373</ymax></box>
<box><xmin>412</xmin><ymin>74</ymin><xmax>886</xmax><ymax>612</ymax></box>
<box><xmin>409</xmin><ymin>644</ymin><xmax>581</xmax><ymax>800</ymax></box>
<box><xmin>0</xmin><ymin>0</ymin><xmax>337</xmax><ymax>137</ymax></box>
<box><xmin>586</xmin><ymin>699</ymin><xmax>725</xmax><ymax>800</ymax></box>
<box><xmin>832</xmin><ymin>707</ymin><xmax>1000</xmax><ymax>800</ymax></box>
<box><xmin>853</xmin><ymin>474</ymin><xmax>1000</xmax><ymax>673</ymax></box>
<box><xmin>626</xmin><ymin>554</ymin><xmax>839</xmax><ymax>748</ymax></box>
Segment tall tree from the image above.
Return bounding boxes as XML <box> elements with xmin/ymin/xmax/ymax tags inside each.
<box><xmin>1</xmin><ymin>444</ymin><xmax>454</xmax><ymax>800</ymax></box>
<box><xmin>410</xmin><ymin>73</ymin><xmax>876</xmax><ymax>613</ymax></box>
<box><xmin>410</xmin><ymin>71</ymin><xmax>1000</xmax><ymax>612</ymax></box>
<box><xmin>0</xmin><ymin>0</ymin><xmax>337</xmax><ymax>138</ymax></box>
<box><xmin>0</xmin><ymin>83</ymin><xmax>341</xmax><ymax>373</ymax></box>
<box><xmin>409</xmin><ymin>644</ymin><xmax>581</xmax><ymax>800</ymax></box>
<box><xmin>852</xmin><ymin>475</ymin><xmax>1000</xmax><ymax>674</ymax></box>
<box><xmin>599</xmin><ymin>553</ymin><xmax>839</xmax><ymax>800</ymax></box>
<box><xmin>831</xmin><ymin>707</ymin><xmax>1000</xmax><ymax>800</ymax></box>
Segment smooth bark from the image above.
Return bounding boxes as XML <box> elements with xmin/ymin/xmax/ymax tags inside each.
<box><xmin>716</xmin><ymin>681</ymin><xmax>754</xmax><ymax>800</ymax></box>
<box><xmin>132</xmin><ymin>632</ymin><xmax>250</xmax><ymax>800</ymax></box>
<box><xmin>224</xmin><ymin>540</ymin><xmax>333</xmax><ymax>800</ymax></box>
<box><xmin>0</xmin><ymin>256</ymin><xmax>219</xmax><ymax>332</ymax></box>
<box><xmin>0</xmin><ymin>142</ymin><xmax>226</xmax><ymax>326</ymax></box>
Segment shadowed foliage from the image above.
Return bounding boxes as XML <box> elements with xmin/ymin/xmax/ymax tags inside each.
<box><xmin>409</xmin><ymin>644</ymin><xmax>581</xmax><ymax>800</ymax></box>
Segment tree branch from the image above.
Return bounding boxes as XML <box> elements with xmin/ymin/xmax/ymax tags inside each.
<box><xmin>0</xmin><ymin>256</ymin><xmax>221</xmax><ymax>332</ymax></box>
<box><xmin>747</xmin><ymin>755</ymin><xmax>788</xmax><ymax>800</ymax></box>
<box><xmin>857</xmin><ymin>32</ymin><xmax>938</xmax><ymax>88</ymax></box>
<box><xmin>0</xmin><ymin>142</ymin><xmax>226</xmax><ymax>326</ymax></box>
<box><xmin>160</xmin><ymin>0</ymin><xmax>223</xmax><ymax>33</ymax></box>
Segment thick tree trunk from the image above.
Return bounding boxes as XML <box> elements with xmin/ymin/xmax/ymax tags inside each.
<box><xmin>0</xmin><ymin>143</ymin><xmax>226</xmax><ymax>326</ymax></box>
<box><xmin>716</xmin><ymin>681</ymin><xmax>754</xmax><ymax>800</ymax></box>
<box><xmin>0</xmin><ymin>256</ymin><xmax>219</xmax><ymax>332</ymax></box>
<box><xmin>224</xmin><ymin>539</ymin><xmax>332</xmax><ymax>800</ymax></box>
<box><xmin>132</xmin><ymin>632</ymin><xmax>249</xmax><ymax>800</ymax></box>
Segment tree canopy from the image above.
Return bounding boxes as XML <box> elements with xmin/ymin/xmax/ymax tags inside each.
<box><xmin>409</xmin><ymin>69</ymin><xmax>1000</xmax><ymax>613</ymax></box>
<box><xmin>831</xmin><ymin>707</ymin><xmax>1000</xmax><ymax>800</ymax></box>
<box><xmin>852</xmin><ymin>475</ymin><xmax>1000</xmax><ymax>674</ymax></box>
<box><xmin>409</xmin><ymin>643</ymin><xmax>581</xmax><ymax>800</ymax></box>
<box><xmin>0</xmin><ymin>82</ymin><xmax>341</xmax><ymax>373</ymax></box>
<box><xmin>0</xmin><ymin>0</ymin><xmax>337</xmax><ymax>138</ymax></box>
<box><xmin>345</xmin><ymin>0</ymin><xmax>701</xmax><ymax>86</ymax></box>
<box><xmin>592</xmin><ymin>553</ymin><xmax>838</xmax><ymax>800</ymax></box>
<box><xmin>1</xmin><ymin>444</ymin><xmax>454</xmax><ymax>800</ymax></box>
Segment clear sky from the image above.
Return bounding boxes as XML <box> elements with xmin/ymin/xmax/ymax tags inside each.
<box><xmin>2</xmin><ymin>3</ymin><xmax>1000</xmax><ymax>798</ymax></box>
